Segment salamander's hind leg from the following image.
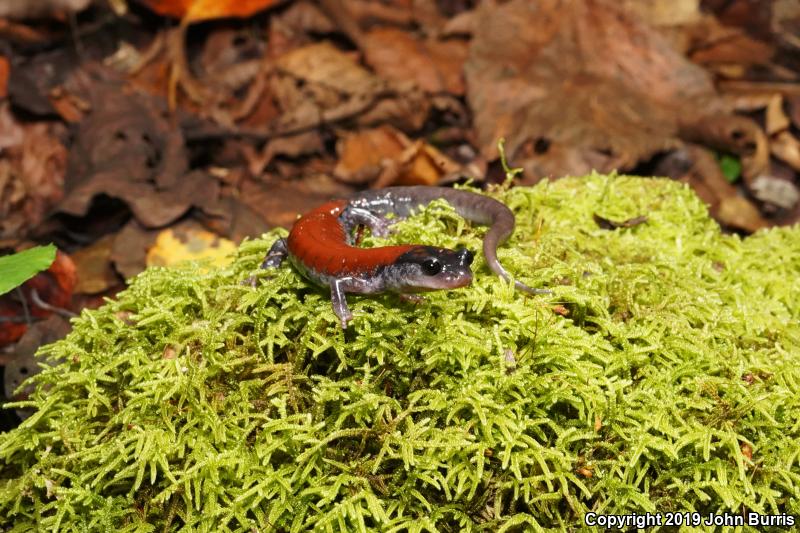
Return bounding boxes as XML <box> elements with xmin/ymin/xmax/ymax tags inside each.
<box><xmin>330</xmin><ymin>278</ymin><xmax>354</xmax><ymax>329</ymax></box>
<box><xmin>340</xmin><ymin>206</ymin><xmax>395</xmax><ymax>240</ymax></box>
<box><xmin>260</xmin><ymin>238</ymin><xmax>288</xmax><ymax>269</ymax></box>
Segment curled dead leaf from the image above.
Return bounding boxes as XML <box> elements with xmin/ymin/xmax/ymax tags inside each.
<box><xmin>657</xmin><ymin>145</ymin><xmax>768</xmax><ymax>232</ymax></box>
<box><xmin>766</xmin><ymin>95</ymin><xmax>790</xmax><ymax>135</ymax></box>
<box><xmin>771</xmin><ymin>131</ymin><xmax>800</xmax><ymax>172</ymax></box>
<box><xmin>334</xmin><ymin>126</ymin><xmax>407</xmax><ymax>185</ymax></box>
<box><xmin>334</xmin><ymin>126</ymin><xmax>461</xmax><ymax>187</ymax></box>
<box><xmin>678</xmin><ymin>113</ymin><xmax>769</xmax><ymax>180</ymax></box>
<box><xmin>717</xmin><ymin>195</ymin><xmax>769</xmax><ymax>232</ymax></box>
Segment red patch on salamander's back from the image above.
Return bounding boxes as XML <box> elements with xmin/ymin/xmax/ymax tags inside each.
<box><xmin>286</xmin><ymin>200</ymin><xmax>414</xmax><ymax>276</ymax></box>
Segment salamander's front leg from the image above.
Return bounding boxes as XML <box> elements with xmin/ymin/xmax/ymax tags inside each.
<box><xmin>261</xmin><ymin>238</ymin><xmax>288</xmax><ymax>269</ymax></box>
<box><xmin>246</xmin><ymin>238</ymin><xmax>288</xmax><ymax>286</ymax></box>
<box><xmin>329</xmin><ymin>278</ymin><xmax>355</xmax><ymax>329</ymax></box>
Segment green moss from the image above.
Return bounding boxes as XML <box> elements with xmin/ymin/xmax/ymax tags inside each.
<box><xmin>1</xmin><ymin>174</ymin><xmax>799</xmax><ymax>531</ymax></box>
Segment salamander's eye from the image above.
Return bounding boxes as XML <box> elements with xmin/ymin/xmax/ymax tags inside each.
<box><xmin>421</xmin><ymin>258</ymin><xmax>442</xmax><ymax>276</ymax></box>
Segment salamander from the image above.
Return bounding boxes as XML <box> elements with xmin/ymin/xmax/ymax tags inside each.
<box><xmin>259</xmin><ymin>186</ymin><xmax>548</xmax><ymax>328</ymax></box>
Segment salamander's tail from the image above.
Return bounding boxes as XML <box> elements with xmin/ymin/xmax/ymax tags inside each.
<box><xmin>483</xmin><ymin>237</ymin><xmax>552</xmax><ymax>295</ymax></box>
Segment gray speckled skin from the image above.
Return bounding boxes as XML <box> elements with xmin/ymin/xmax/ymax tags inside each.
<box><xmin>262</xmin><ymin>186</ymin><xmax>547</xmax><ymax>328</ymax></box>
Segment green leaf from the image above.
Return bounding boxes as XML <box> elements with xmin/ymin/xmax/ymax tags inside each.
<box><xmin>0</xmin><ymin>244</ymin><xmax>57</xmax><ymax>296</ymax></box>
<box><xmin>717</xmin><ymin>153</ymin><xmax>742</xmax><ymax>183</ymax></box>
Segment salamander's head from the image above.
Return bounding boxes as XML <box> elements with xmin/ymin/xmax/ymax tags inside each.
<box><xmin>387</xmin><ymin>246</ymin><xmax>474</xmax><ymax>292</ymax></box>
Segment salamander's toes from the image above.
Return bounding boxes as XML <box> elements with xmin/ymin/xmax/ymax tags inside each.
<box><xmin>399</xmin><ymin>294</ymin><xmax>426</xmax><ymax>305</ymax></box>
<box><xmin>339</xmin><ymin>312</ymin><xmax>353</xmax><ymax>329</ymax></box>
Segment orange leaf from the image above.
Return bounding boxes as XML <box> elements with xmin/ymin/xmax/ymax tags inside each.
<box><xmin>0</xmin><ymin>55</ymin><xmax>9</xmax><ymax>99</ymax></box>
<box><xmin>134</xmin><ymin>0</ymin><xmax>283</xmax><ymax>22</ymax></box>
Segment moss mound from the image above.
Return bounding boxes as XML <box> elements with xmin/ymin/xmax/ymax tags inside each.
<box><xmin>1</xmin><ymin>175</ymin><xmax>799</xmax><ymax>531</ymax></box>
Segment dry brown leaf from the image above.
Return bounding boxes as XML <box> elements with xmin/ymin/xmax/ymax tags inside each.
<box><xmin>688</xmin><ymin>18</ymin><xmax>774</xmax><ymax>71</ymax></box>
<box><xmin>678</xmin><ymin>113</ymin><xmax>769</xmax><ymax>179</ymax></box>
<box><xmin>789</xmin><ymin>96</ymin><xmax>800</xmax><ymax>129</ymax></box>
<box><xmin>239</xmin><ymin>175</ymin><xmax>355</xmax><ymax>229</ymax></box>
<box><xmin>655</xmin><ymin>144</ymin><xmax>768</xmax><ymax>232</ymax></box>
<box><xmin>274</xmin><ymin>41</ymin><xmax>381</xmax><ymax>112</ymax></box>
<box><xmin>707</xmin><ymin>0</ymin><xmax>773</xmax><ymax>40</ymax></box>
<box><xmin>196</xmin><ymin>195</ymin><xmax>271</xmax><ymax>243</ymax></box>
<box><xmin>57</xmin><ymin>68</ymin><xmax>227</xmax><ymax>229</ymax></box>
<box><xmin>0</xmin><ymin>103</ymin><xmax>67</xmax><ymax>239</ymax></box>
<box><xmin>71</xmin><ymin>234</ymin><xmax>120</xmax><ymax>295</ymax></box>
<box><xmin>111</xmin><ymin>220</ymin><xmax>158</xmax><ymax>280</ymax></box>
<box><xmin>334</xmin><ymin>126</ymin><xmax>407</xmax><ymax>185</ymax></box>
<box><xmin>716</xmin><ymin>195</ymin><xmax>769</xmax><ymax>232</ymax></box>
<box><xmin>766</xmin><ymin>94</ymin><xmax>791</xmax><ymax>135</ymax></box>
<box><xmin>384</xmin><ymin>140</ymin><xmax>459</xmax><ymax>187</ymax></box>
<box><xmin>355</xmin><ymin>86</ymin><xmax>430</xmax><ymax>132</ymax></box>
<box><xmin>240</xmin><ymin>41</ymin><xmax>429</xmax><ymax>136</ymax></box>
<box><xmin>47</xmin><ymin>86</ymin><xmax>89</xmax><ymax>123</ymax></box>
<box><xmin>241</xmin><ymin>131</ymin><xmax>323</xmax><ymax>176</ymax></box>
<box><xmin>619</xmin><ymin>0</ymin><xmax>700</xmax><ymax>27</ymax></box>
<box><xmin>771</xmin><ymin>130</ymin><xmax>800</xmax><ymax>171</ymax></box>
<box><xmin>334</xmin><ymin>126</ymin><xmax>461</xmax><ymax>187</ymax></box>
<box><xmin>341</xmin><ymin>0</ymin><xmax>414</xmax><ymax>28</ymax></box>
<box><xmin>774</xmin><ymin>0</ymin><xmax>800</xmax><ymax>49</ymax></box>
<box><xmin>722</xmin><ymin>93</ymin><xmax>774</xmax><ymax>113</ymax></box>
<box><xmin>0</xmin><ymin>0</ymin><xmax>90</xmax><ymax>19</ymax></box>
<box><xmin>264</xmin><ymin>1</ymin><xmax>336</xmax><ymax>62</ymax></box>
<box><xmin>363</xmin><ymin>28</ymin><xmax>468</xmax><ymax>95</ymax></box>
<box><xmin>442</xmin><ymin>9</ymin><xmax>476</xmax><ymax>36</ymax></box>
<box><xmin>465</xmin><ymin>0</ymin><xmax>716</xmax><ymax>179</ymax></box>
